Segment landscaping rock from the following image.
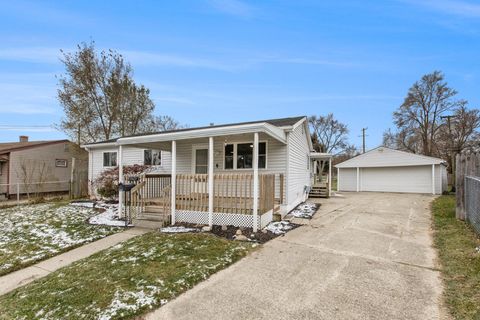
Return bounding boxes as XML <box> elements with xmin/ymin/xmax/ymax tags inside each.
<box><xmin>202</xmin><ymin>226</ymin><xmax>211</xmax><ymax>232</ymax></box>
<box><xmin>221</xmin><ymin>225</ymin><xmax>228</xmax><ymax>231</ymax></box>
<box><xmin>235</xmin><ymin>229</ymin><xmax>243</xmax><ymax>236</ymax></box>
<box><xmin>234</xmin><ymin>234</ymin><xmax>248</xmax><ymax>241</ymax></box>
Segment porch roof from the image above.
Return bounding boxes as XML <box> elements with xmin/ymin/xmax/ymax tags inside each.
<box><xmin>83</xmin><ymin>116</ymin><xmax>306</xmax><ymax>149</ymax></box>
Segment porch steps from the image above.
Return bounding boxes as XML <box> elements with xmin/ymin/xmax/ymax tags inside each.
<box><xmin>309</xmin><ymin>186</ymin><xmax>328</xmax><ymax>198</ymax></box>
<box><xmin>133</xmin><ymin>206</ymin><xmax>170</xmax><ymax>229</ymax></box>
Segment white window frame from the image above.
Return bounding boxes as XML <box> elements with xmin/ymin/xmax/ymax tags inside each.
<box><xmin>223</xmin><ymin>140</ymin><xmax>268</xmax><ymax>170</ymax></box>
<box><xmin>55</xmin><ymin>159</ymin><xmax>68</xmax><ymax>168</ymax></box>
<box><xmin>103</xmin><ymin>151</ymin><xmax>117</xmax><ymax>167</ymax></box>
<box><xmin>143</xmin><ymin>149</ymin><xmax>162</xmax><ymax>166</ymax></box>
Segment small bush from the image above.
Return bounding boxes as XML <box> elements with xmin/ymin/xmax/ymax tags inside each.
<box><xmin>94</xmin><ymin>164</ymin><xmax>150</xmax><ymax>199</ymax></box>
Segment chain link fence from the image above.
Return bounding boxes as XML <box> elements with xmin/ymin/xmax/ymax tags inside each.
<box><xmin>464</xmin><ymin>176</ymin><xmax>480</xmax><ymax>236</ymax></box>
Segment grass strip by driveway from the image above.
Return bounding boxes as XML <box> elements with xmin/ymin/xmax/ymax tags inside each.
<box><xmin>0</xmin><ymin>202</ymin><xmax>121</xmax><ymax>276</ymax></box>
<box><xmin>432</xmin><ymin>195</ymin><xmax>480</xmax><ymax>320</ymax></box>
<box><xmin>0</xmin><ymin>232</ymin><xmax>255</xmax><ymax>320</ymax></box>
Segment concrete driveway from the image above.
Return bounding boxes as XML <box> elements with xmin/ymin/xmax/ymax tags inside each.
<box><xmin>146</xmin><ymin>193</ymin><xmax>447</xmax><ymax>320</ymax></box>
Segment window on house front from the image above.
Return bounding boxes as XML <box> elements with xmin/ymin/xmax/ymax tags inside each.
<box><xmin>224</xmin><ymin>142</ymin><xmax>266</xmax><ymax>170</ymax></box>
<box><xmin>103</xmin><ymin>152</ymin><xmax>117</xmax><ymax>167</ymax></box>
<box><xmin>144</xmin><ymin>149</ymin><xmax>162</xmax><ymax>166</ymax></box>
<box><xmin>224</xmin><ymin>144</ymin><xmax>234</xmax><ymax>169</ymax></box>
<box><xmin>55</xmin><ymin>159</ymin><xmax>68</xmax><ymax>168</ymax></box>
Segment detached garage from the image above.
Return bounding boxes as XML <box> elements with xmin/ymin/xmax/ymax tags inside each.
<box><xmin>335</xmin><ymin>147</ymin><xmax>447</xmax><ymax>195</ymax></box>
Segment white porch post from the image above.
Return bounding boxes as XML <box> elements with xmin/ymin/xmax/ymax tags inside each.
<box><xmin>208</xmin><ymin>137</ymin><xmax>214</xmax><ymax>227</ymax></box>
<box><xmin>337</xmin><ymin>167</ymin><xmax>340</xmax><ymax>191</ymax></box>
<box><xmin>118</xmin><ymin>145</ymin><xmax>124</xmax><ymax>218</ymax></box>
<box><xmin>252</xmin><ymin>132</ymin><xmax>259</xmax><ymax>232</ymax></box>
<box><xmin>328</xmin><ymin>157</ymin><xmax>332</xmax><ymax>197</ymax></box>
<box><xmin>432</xmin><ymin>164</ymin><xmax>435</xmax><ymax>195</ymax></box>
<box><xmin>171</xmin><ymin>140</ymin><xmax>176</xmax><ymax>225</ymax></box>
<box><xmin>356</xmin><ymin>167</ymin><xmax>360</xmax><ymax>192</ymax></box>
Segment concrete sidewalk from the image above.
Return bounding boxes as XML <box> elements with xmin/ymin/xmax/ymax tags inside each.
<box><xmin>0</xmin><ymin>228</ymin><xmax>148</xmax><ymax>296</ymax></box>
<box><xmin>145</xmin><ymin>193</ymin><xmax>448</xmax><ymax>320</ymax></box>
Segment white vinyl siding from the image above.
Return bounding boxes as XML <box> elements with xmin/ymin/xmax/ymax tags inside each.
<box><xmin>88</xmin><ymin>146</ymin><xmax>171</xmax><ymax>185</ymax></box>
<box><xmin>338</xmin><ymin>168</ymin><xmax>357</xmax><ymax>192</ymax></box>
<box><xmin>286</xmin><ymin>121</ymin><xmax>311</xmax><ymax>205</ymax></box>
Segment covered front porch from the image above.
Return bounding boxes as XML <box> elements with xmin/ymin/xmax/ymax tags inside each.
<box><xmin>118</xmin><ymin>123</ymin><xmax>288</xmax><ymax>231</ymax></box>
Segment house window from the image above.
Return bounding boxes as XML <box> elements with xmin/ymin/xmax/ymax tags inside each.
<box><xmin>224</xmin><ymin>142</ymin><xmax>267</xmax><ymax>170</ymax></box>
<box><xmin>224</xmin><ymin>144</ymin><xmax>234</xmax><ymax>169</ymax></box>
<box><xmin>144</xmin><ymin>149</ymin><xmax>162</xmax><ymax>165</ymax></box>
<box><xmin>103</xmin><ymin>152</ymin><xmax>117</xmax><ymax>167</ymax></box>
<box><xmin>55</xmin><ymin>159</ymin><xmax>68</xmax><ymax>168</ymax></box>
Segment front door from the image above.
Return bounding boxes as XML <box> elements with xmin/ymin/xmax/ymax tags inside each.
<box><xmin>192</xmin><ymin>147</ymin><xmax>209</xmax><ymax>197</ymax></box>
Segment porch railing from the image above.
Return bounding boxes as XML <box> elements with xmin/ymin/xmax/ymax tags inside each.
<box><xmin>128</xmin><ymin>172</ymin><xmax>284</xmax><ymax>219</ymax></box>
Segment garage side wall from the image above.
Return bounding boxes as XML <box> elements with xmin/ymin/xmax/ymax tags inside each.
<box><xmin>338</xmin><ymin>168</ymin><xmax>357</xmax><ymax>191</ymax></box>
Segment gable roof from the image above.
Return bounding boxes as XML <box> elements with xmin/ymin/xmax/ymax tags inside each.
<box><xmin>84</xmin><ymin>116</ymin><xmax>306</xmax><ymax>147</ymax></box>
<box><xmin>335</xmin><ymin>146</ymin><xmax>446</xmax><ymax>168</ymax></box>
<box><xmin>0</xmin><ymin>140</ymin><xmax>69</xmax><ymax>154</ymax></box>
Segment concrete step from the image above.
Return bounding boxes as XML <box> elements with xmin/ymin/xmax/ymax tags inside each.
<box><xmin>137</xmin><ymin>212</ymin><xmax>169</xmax><ymax>221</ymax></box>
<box><xmin>132</xmin><ymin>218</ymin><xmax>166</xmax><ymax>229</ymax></box>
<box><xmin>144</xmin><ymin>205</ymin><xmax>166</xmax><ymax>213</ymax></box>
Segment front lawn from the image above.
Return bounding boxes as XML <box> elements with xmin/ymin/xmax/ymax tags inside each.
<box><xmin>432</xmin><ymin>195</ymin><xmax>480</xmax><ymax>320</ymax></box>
<box><xmin>0</xmin><ymin>202</ymin><xmax>122</xmax><ymax>276</ymax></box>
<box><xmin>0</xmin><ymin>232</ymin><xmax>254</xmax><ymax>320</ymax></box>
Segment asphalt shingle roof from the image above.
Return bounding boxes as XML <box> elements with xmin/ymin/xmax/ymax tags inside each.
<box><xmin>86</xmin><ymin>116</ymin><xmax>306</xmax><ymax>146</ymax></box>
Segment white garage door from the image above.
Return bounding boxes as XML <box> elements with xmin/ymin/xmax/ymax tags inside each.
<box><xmin>361</xmin><ymin>166</ymin><xmax>432</xmax><ymax>193</ymax></box>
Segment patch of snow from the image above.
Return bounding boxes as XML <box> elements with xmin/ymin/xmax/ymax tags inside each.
<box><xmin>70</xmin><ymin>201</ymin><xmax>95</xmax><ymax>208</ymax></box>
<box><xmin>98</xmin><ymin>287</ymin><xmax>161</xmax><ymax>320</ymax></box>
<box><xmin>290</xmin><ymin>202</ymin><xmax>319</xmax><ymax>219</ymax></box>
<box><xmin>265</xmin><ymin>221</ymin><xmax>294</xmax><ymax>235</ymax></box>
<box><xmin>85</xmin><ymin>202</ymin><xmax>129</xmax><ymax>227</ymax></box>
<box><xmin>160</xmin><ymin>226</ymin><xmax>199</xmax><ymax>233</ymax></box>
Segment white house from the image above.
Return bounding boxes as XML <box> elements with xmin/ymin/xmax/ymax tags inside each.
<box><xmin>83</xmin><ymin>116</ymin><xmax>332</xmax><ymax>231</ymax></box>
<box><xmin>335</xmin><ymin>147</ymin><xmax>447</xmax><ymax>195</ymax></box>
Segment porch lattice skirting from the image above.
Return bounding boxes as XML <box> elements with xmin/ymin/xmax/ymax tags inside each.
<box><xmin>175</xmin><ymin>210</ymin><xmax>273</xmax><ymax>229</ymax></box>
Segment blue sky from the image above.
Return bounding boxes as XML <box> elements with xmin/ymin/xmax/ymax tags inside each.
<box><xmin>0</xmin><ymin>0</ymin><xmax>479</xmax><ymax>151</ymax></box>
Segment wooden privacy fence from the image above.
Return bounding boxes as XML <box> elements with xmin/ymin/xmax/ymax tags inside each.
<box><xmin>455</xmin><ymin>152</ymin><xmax>480</xmax><ymax>220</ymax></box>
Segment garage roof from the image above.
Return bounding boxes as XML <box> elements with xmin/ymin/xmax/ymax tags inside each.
<box><xmin>335</xmin><ymin>147</ymin><xmax>446</xmax><ymax>168</ymax></box>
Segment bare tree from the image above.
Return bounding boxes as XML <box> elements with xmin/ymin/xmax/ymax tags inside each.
<box><xmin>149</xmin><ymin>115</ymin><xmax>184</xmax><ymax>132</ymax></box>
<box><xmin>57</xmin><ymin>41</ymin><xmax>157</xmax><ymax>144</ymax></box>
<box><xmin>309</xmin><ymin>113</ymin><xmax>349</xmax><ymax>154</ymax></box>
<box><xmin>15</xmin><ymin>159</ymin><xmax>49</xmax><ymax>199</ymax></box>
<box><xmin>393</xmin><ymin>71</ymin><xmax>463</xmax><ymax>156</ymax></box>
<box><xmin>435</xmin><ymin>104</ymin><xmax>480</xmax><ymax>170</ymax></box>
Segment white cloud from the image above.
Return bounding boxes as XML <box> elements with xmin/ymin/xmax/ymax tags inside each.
<box><xmin>0</xmin><ymin>125</ymin><xmax>56</xmax><ymax>132</ymax></box>
<box><xmin>0</xmin><ymin>47</ymin><xmax>62</xmax><ymax>64</ymax></box>
<box><xmin>206</xmin><ymin>0</ymin><xmax>255</xmax><ymax>17</ymax></box>
<box><xmin>402</xmin><ymin>0</ymin><xmax>480</xmax><ymax>18</ymax></box>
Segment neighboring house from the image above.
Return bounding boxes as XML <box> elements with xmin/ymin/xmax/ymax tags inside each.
<box><xmin>0</xmin><ymin>136</ymin><xmax>87</xmax><ymax>198</ymax></box>
<box><xmin>83</xmin><ymin>116</ymin><xmax>332</xmax><ymax>230</ymax></box>
<box><xmin>335</xmin><ymin>146</ymin><xmax>447</xmax><ymax>195</ymax></box>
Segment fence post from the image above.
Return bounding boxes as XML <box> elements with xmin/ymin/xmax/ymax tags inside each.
<box><xmin>16</xmin><ymin>183</ymin><xmax>20</xmax><ymax>205</ymax></box>
<box><xmin>456</xmin><ymin>153</ymin><xmax>466</xmax><ymax>220</ymax></box>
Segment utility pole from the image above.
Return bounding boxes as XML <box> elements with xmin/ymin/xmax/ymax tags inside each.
<box><xmin>360</xmin><ymin>127</ymin><xmax>368</xmax><ymax>153</ymax></box>
<box><xmin>441</xmin><ymin>115</ymin><xmax>457</xmax><ymax>191</ymax></box>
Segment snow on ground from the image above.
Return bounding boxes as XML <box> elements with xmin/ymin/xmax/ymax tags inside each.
<box><xmin>0</xmin><ymin>202</ymin><xmax>121</xmax><ymax>275</ymax></box>
<box><xmin>83</xmin><ymin>202</ymin><xmax>128</xmax><ymax>227</ymax></box>
<box><xmin>160</xmin><ymin>226</ymin><xmax>200</xmax><ymax>233</ymax></box>
<box><xmin>265</xmin><ymin>221</ymin><xmax>294</xmax><ymax>235</ymax></box>
<box><xmin>290</xmin><ymin>202</ymin><xmax>319</xmax><ymax>219</ymax></box>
